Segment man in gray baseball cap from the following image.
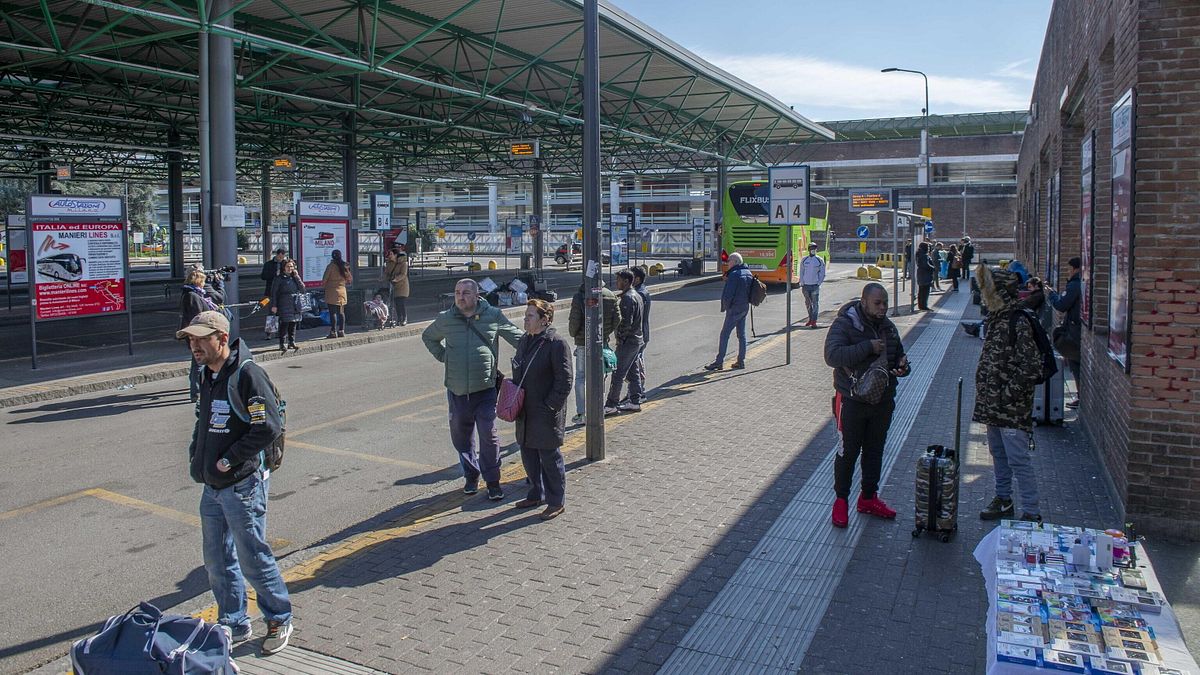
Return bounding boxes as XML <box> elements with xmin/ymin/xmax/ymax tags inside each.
<box><xmin>179</xmin><ymin>309</ymin><xmax>295</xmax><ymax>655</ymax></box>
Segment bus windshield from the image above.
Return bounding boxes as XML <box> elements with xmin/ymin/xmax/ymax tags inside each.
<box><xmin>727</xmin><ymin>183</ymin><xmax>770</xmax><ymax>223</ymax></box>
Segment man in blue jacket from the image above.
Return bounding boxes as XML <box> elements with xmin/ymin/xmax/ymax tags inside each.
<box><xmin>180</xmin><ymin>311</ymin><xmax>293</xmax><ymax>655</ymax></box>
<box><xmin>704</xmin><ymin>252</ymin><xmax>754</xmax><ymax>371</ymax></box>
<box><xmin>1046</xmin><ymin>256</ymin><xmax>1083</xmax><ymax>408</ymax></box>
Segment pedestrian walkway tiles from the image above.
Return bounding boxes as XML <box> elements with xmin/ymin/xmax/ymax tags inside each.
<box><xmin>661</xmin><ymin>294</ymin><xmax>970</xmax><ymax>673</ymax></box>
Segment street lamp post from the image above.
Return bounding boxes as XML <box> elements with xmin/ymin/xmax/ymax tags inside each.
<box><xmin>881</xmin><ymin>67</ymin><xmax>932</xmax><ymax>222</ymax></box>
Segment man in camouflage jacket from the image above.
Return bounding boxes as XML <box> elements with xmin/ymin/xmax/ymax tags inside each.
<box><xmin>973</xmin><ymin>265</ymin><xmax>1043</xmax><ymax>523</ymax></box>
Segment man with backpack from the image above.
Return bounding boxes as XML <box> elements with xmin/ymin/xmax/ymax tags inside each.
<box><xmin>704</xmin><ymin>252</ymin><xmax>755</xmax><ymax>371</ymax></box>
<box><xmin>177</xmin><ymin>310</ymin><xmax>293</xmax><ymax>655</ymax></box>
<box><xmin>973</xmin><ymin>265</ymin><xmax>1048</xmax><ymax>524</ymax></box>
<box><xmin>567</xmin><ymin>278</ymin><xmax>621</xmax><ymax>424</ymax></box>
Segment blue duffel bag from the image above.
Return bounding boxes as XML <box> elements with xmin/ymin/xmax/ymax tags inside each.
<box><xmin>70</xmin><ymin>602</ymin><xmax>236</xmax><ymax>674</ymax></box>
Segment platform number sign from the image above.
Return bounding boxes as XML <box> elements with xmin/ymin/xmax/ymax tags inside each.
<box><xmin>768</xmin><ymin>165</ymin><xmax>810</xmax><ymax>226</ymax></box>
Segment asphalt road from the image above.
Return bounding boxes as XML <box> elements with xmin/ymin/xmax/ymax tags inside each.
<box><xmin>0</xmin><ymin>269</ymin><xmax>872</xmax><ymax>673</ymax></box>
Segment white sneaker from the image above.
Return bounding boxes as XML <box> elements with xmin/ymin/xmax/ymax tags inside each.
<box><xmin>570</xmin><ymin>413</ymin><xmax>585</xmax><ymax>425</ymax></box>
<box><xmin>603</xmin><ymin>405</ymin><xmax>619</xmax><ymax>416</ymax></box>
<box><xmin>262</xmin><ymin>620</ymin><xmax>292</xmax><ymax>655</ymax></box>
<box><xmin>616</xmin><ymin>401</ymin><xmax>641</xmax><ymax>412</ymax></box>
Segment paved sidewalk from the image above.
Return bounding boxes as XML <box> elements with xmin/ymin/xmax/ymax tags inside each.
<box><xmin>33</xmin><ymin>285</ymin><xmax>1199</xmax><ymax>674</ymax></box>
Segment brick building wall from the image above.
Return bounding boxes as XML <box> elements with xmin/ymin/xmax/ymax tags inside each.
<box><xmin>1016</xmin><ymin>0</ymin><xmax>1200</xmax><ymax>539</ymax></box>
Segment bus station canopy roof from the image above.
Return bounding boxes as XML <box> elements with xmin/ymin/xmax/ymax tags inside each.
<box><xmin>0</xmin><ymin>0</ymin><xmax>833</xmax><ymax>184</ymax></box>
<box><xmin>821</xmin><ymin>111</ymin><xmax>1028</xmax><ymax>141</ymax></box>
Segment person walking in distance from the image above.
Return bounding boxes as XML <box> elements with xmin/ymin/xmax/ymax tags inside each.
<box><xmin>704</xmin><ymin>252</ymin><xmax>754</xmax><ymax>371</ymax></box>
<box><xmin>268</xmin><ymin>258</ymin><xmax>304</xmax><ymax>354</ymax></box>
<box><xmin>1046</xmin><ymin>257</ymin><xmax>1083</xmax><ymax>409</ymax></box>
<box><xmin>824</xmin><ymin>283</ymin><xmax>911</xmax><ymax>528</ymax></box>
<box><xmin>800</xmin><ymin>242</ymin><xmax>826</xmax><ymax>327</ymax></box>
<box><xmin>260</xmin><ymin>248</ymin><xmax>287</xmax><ymax>289</ymax></box>
<box><xmin>384</xmin><ymin>244</ymin><xmax>409</xmax><ymax>326</ymax></box>
<box><xmin>180</xmin><ymin>266</ymin><xmax>225</xmax><ymax>403</ymax></box>
<box><xmin>975</xmin><ymin>265</ymin><xmax>1044</xmax><ymax>523</ymax></box>
<box><xmin>511</xmin><ymin>299</ymin><xmax>573</xmax><ymax>521</ymax></box>
<box><xmin>623</xmin><ymin>265</ymin><xmax>652</xmax><ymax>410</ymax></box>
<box><xmin>915</xmin><ymin>242</ymin><xmax>935</xmax><ymax>311</ymax></box>
<box><xmin>567</xmin><ymin>279</ymin><xmax>620</xmax><ymax>425</ymax></box>
<box><xmin>422</xmin><ymin>279</ymin><xmax>523</xmax><ymax>500</ymax></box>
<box><xmin>604</xmin><ymin>269</ymin><xmax>644</xmax><ymax>415</ymax></box>
<box><xmin>177</xmin><ymin>311</ymin><xmax>294</xmax><ymax>655</ymax></box>
<box><xmin>322</xmin><ymin>249</ymin><xmax>352</xmax><ymax>338</ymax></box>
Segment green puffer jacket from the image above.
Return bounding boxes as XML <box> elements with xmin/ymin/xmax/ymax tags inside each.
<box><xmin>422</xmin><ymin>299</ymin><xmax>524</xmax><ymax>396</ymax></box>
<box><xmin>972</xmin><ymin>266</ymin><xmax>1043</xmax><ymax>432</ymax></box>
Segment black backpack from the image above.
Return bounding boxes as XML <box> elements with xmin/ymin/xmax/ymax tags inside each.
<box><xmin>228</xmin><ymin>360</ymin><xmax>287</xmax><ymax>471</ymax></box>
<box><xmin>749</xmin><ymin>274</ymin><xmax>768</xmax><ymax>307</ymax></box>
<box><xmin>1008</xmin><ymin>309</ymin><xmax>1058</xmax><ymax>385</ymax></box>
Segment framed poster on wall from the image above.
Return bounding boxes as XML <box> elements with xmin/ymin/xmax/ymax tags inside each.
<box><xmin>1080</xmin><ymin>132</ymin><xmax>1095</xmax><ymax>328</ymax></box>
<box><xmin>1109</xmin><ymin>89</ymin><xmax>1135</xmax><ymax>370</ymax></box>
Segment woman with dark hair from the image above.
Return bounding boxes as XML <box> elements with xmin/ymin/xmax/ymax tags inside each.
<box><xmin>915</xmin><ymin>242</ymin><xmax>935</xmax><ymax>311</ymax></box>
<box><xmin>322</xmin><ymin>249</ymin><xmax>353</xmax><ymax>338</ymax></box>
<box><xmin>511</xmin><ymin>299</ymin><xmax>573</xmax><ymax>521</ymax></box>
<box><xmin>947</xmin><ymin>244</ymin><xmax>962</xmax><ymax>292</ymax></box>
<box><xmin>270</xmin><ymin>258</ymin><xmax>305</xmax><ymax>353</ymax></box>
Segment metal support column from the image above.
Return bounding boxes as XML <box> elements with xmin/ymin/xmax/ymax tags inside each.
<box><xmin>532</xmin><ymin>164</ymin><xmax>545</xmax><ymax>280</ymax></box>
<box><xmin>343</xmin><ymin>111</ymin><xmax>359</xmax><ymax>279</ymax></box>
<box><xmin>487</xmin><ymin>183</ymin><xmax>499</xmax><ymax>234</ymax></box>
<box><xmin>261</xmin><ymin>165</ymin><xmax>272</xmax><ymax>263</ymax></box>
<box><xmin>208</xmin><ymin>0</ymin><xmax>239</xmax><ymax>337</ymax></box>
<box><xmin>198</xmin><ymin>26</ymin><xmax>212</xmax><ymax>269</ymax></box>
<box><xmin>167</xmin><ymin>129</ymin><xmax>185</xmax><ymax>277</ymax></box>
<box><xmin>36</xmin><ymin>146</ymin><xmax>52</xmax><ymax>193</ymax></box>
<box><xmin>716</xmin><ymin>153</ymin><xmax>728</xmax><ymax>267</ymax></box>
<box><xmin>582</xmin><ymin>0</ymin><xmax>604</xmax><ymax>461</ymax></box>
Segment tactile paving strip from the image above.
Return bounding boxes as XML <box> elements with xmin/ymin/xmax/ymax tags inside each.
<box><xmin>661</xmin><ymin>292</ymin><xmax>970</xmax><ymax>674</ymax></box>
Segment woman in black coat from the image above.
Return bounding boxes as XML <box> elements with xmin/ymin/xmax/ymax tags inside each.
<box><xmin>269</xmin><ymin>258</ymin><xmax>305</xmax><ymax>353</ymax></box>
<box><xmin>511</xmin><ymin>299</ymin><xmax>573</xmax><ymax>520</ymax></box>
<box><xmin>915</xmin><ymin>241</ymin><xmax>935</xmax><ymax>311</ymax></box>
<box><xmin>180</xmin><ymin>266</ymin><xmax>222</xmax><ymax>401</ymax></box>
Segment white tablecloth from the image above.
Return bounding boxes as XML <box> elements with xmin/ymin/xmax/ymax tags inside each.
<box><xmin>974</xmin><ymin>526</ymin><xmax>1200</xmax><ymax>674</ymax></box>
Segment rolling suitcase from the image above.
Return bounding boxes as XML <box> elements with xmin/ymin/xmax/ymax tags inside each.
<box><xmin>1033</xmin><ymin>364</ymin><xmax>1065</xmax><ymax>425</ymax></box>
<box><xmin>912</xmin><ymin>378</ymin><xmax>963</xmax><ymax>543</ymax></box>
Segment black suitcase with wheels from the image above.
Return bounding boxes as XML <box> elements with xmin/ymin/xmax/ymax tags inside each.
<box><xmin>913</xmin><ymin>378</ymin><xmax>963</xmax><ymax>542</ymax></box>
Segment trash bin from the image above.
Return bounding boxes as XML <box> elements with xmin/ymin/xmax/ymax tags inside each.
<box><xmin>345</xmin><ymin>288</ymin><xmax>366</xmax><ymax>326</ymax></box>
<box><xmin>520</xmin><ymin>253</ymin><xmax>532</xmax><ymax>270</ymax></box>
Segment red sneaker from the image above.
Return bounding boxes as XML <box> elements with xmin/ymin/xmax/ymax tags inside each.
<box><xmin>831</xmin><ymin>498</ymin><xmax>849</xmax><ymax>528</ymax></box>
<box><xmin>856</xmin><ymin>495</ymin><xmax>897</xmax><ymax>519</ymax></box>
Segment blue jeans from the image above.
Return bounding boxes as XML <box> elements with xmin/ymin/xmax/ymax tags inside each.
<box><xmin>802</xmin><ymin>284</ymin><xmax>820</xmax><ymax>323</ymax></box>
<box><xmin>986</xmin><ymin>425</ymin><xmax>1040</xmax><ymax>516</ymax></box>
<box><xmin>447</xmin><ymin>388</ymin><xmax>502</xmax><ymax>484</ymax></box>
<box><xmin>200</xmin><ymin>472</ymin><xmax>292</xmax><ymax>631</ymax></box>
<box><xmin>715</xmin><ymin>309</ymin><xmax>748</xmax><ymax>364</ymax></box>
<box><xmin>520</xmin><ymin>445</ymin><xmax>566</xmax><ymax>508</ymax></box>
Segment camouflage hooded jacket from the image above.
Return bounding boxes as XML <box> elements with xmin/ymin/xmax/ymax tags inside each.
<box><xmin>972</xmin><ymin>265</ymin><xmax>1043</xmax><ymax>432</ymax></box>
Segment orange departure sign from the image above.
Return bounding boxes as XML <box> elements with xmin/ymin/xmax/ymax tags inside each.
<box><xmin>508</xmin><ymin>141</ymin><xmax>539</xmax><ymax>158</ymax></box>
<box><xmin>272</xmin><ymin>155</ymin><xmax>297</xmax><ymax>171</ymax></box>
<box><xmin>55</xmin><ymin>165</ymin><xmax>73</xmax><ymax>179</ymax></box>
<box><xmin>848</xmin><ymin>189</ymin><xmax>893</xmax><ymax>212</ymax></box>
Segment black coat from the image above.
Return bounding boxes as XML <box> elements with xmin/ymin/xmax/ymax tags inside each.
<box><xmin>269</xmin><ymin>274</ymin><xmax>306</xmax><ymax>323</ymax></box>
<box><xmin>824</xmin><ymin>300</ymin><xmax>910</xmax><ymax>402</ymax></box>
<box><xmin>512</xmin><ymin>327</ymin><xmax>573</xmax><ymax>450</ymax></box>
<box><xmin>261</xmin><ymin>257</ymin><xmax>285</xmax><ymax>285</ymax></box>
<box><xmin>179</xmin><ymin>282</ymin><xmax>222</xmax><ymax>329</ymax></box>
<box><xmin>916</xmin><ymin>251</ymin><xmax>936</xmax><ymax>286</ymax></box>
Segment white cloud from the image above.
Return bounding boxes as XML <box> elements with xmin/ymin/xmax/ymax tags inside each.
<box><xmin>993</xmin><ymin>58</ymin><xmax>1037</xmax><ymax>81</ymax></box>
<box><xmin>699</xmin><ymin>52</ymin><xmax>1032</xmax><ymax>121</ymax></box>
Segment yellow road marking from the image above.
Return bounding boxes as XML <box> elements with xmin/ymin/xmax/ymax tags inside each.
<box><xmin>289</xmin><ymin>439</ymin><xmax>445</xmax><ymax>473</ymax></box>
<box><xmin>655</xmin><ymin>314</ymin><xmax>712</xmax><ymax>331</ymax></box>
<box><xmin>289</xmin><ymin>390</ymin><xmax>443</xmax><ymax>439</ymax></box>
<box><xmin>0</xmin><ymin>488</ymin><xmax>288</xmax><ymax>548</ymax></box>
<box><xmin>392</xmin><ymin>404</ymin><xmax>444</xmax><ymax>422</ymax></box>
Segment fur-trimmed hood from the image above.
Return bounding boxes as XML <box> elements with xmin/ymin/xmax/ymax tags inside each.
<box><xmin>976</xmin><ymin>264</ymin><xmax>1022</xmax><ymax>312</ymax></box>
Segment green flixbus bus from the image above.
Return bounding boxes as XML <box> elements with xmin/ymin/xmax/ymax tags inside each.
<box><xmin>719</xmin><ymin>180</ymin><xmax>830</xmax><ymax>284</ymax></box>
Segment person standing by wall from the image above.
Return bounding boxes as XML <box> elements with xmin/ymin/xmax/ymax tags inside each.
<box><xmin>269</xmin><ymin>259</ymin><xmax>304</xmax><ymax>353</ymax></box>
<box><xmin>975</xmin><ymin>265</ymin><xmax>1044</xmax><ymax>523</ymax></box>
<box><xmin>915</xmin><ymin>242</ymin><xmax>935</xmax><ymax>311</ymax></box>
<box><xmin>704</xmin><ymin>252</ymin><xmax>753</xmax><ymax>371</ymax></box>
<box><xmin>823</xmin><ymin>283</ymin><xmax>911</xmax><ymax>528</ymax></box>
<box><xmin>511</xmin><ymin>299</ymin><xmax>573</xmax><ymax>521</ymax></box>
<box><xmin>567</xmin><ymin>279</ymin><xmax>620</xmax><ymax>425</ymax></box>
<box><xmin>384</xmin><ymin>245</ymin><xmax>410</xmax><ymax>327</ymax></box>
<box><xmin>800</xmin><ymin>242</ymin><xmax>826</xmax><ymax>327</ymax></box>
<box><xmin>1046</xmin><ymin>257</ymin><xmax>1083</xmax><ymax>409</ymax></box>
<box><xmin>322</xmin><ymin>249</ymin><xmax>352</xmax><ymax>338</ymax></box>
<box><xmin>604</xmin><ymin>269</ymin><xmax>644</xmax><ymax>415</ymax></box>
<box><xmin>422</xmin><ymin>279</ymin><xmax>523</xmax><ymax>500</ymax></box>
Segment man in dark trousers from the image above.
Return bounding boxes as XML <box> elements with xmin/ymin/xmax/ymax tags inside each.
<box><xmin>960</xmin><ymin>237</ymin><xmax>975</xmax><ymax>281</ymax></box>
<box><xmin>620</xmin><ymin>265</ymin><xmax>652</xmax><ymax>411</ymax></box>
<box><xmin>604</xmin><ymin>269</ymin><xmax>644</xmax><ymax>415</ymax></box>
<box><xmin>1046</xmin><ymin>257</ymin><xmax>1083</xmax><ymax>408</ymax></box>
<box><xmin>824</xmin><ymin>283</ymin><xmax>911</xmax><ymax>528</ymax></box>
<box><xmin>179</xmin><ymin>311</ymin><xmax>294</xmax><ymax>655</ymax></box>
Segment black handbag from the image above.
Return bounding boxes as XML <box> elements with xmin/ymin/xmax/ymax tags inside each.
<box><xmin>845</xmin><ymin>348</ymin><xmax>890</xmax><ymax>405</ymax></box>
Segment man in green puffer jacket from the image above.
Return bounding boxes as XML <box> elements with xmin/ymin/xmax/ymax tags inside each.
<box><xmin>422</xmin><ymin>279</ymin><xmax>523</xmax><ymax>500</ymax></box>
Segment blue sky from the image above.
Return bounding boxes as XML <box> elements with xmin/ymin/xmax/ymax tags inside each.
<box><xmin>611</xmin><ymin>0</ymin><xmax>1053</xmax><ymax>122</ymax></box>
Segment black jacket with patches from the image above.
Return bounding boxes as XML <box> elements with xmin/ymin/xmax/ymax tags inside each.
<box><xmin>188</xmin><ymin>339</ymin><xmax>283</xmax><ymax>489</ymax></box>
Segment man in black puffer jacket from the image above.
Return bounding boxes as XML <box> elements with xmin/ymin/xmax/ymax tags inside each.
<box><xmin>823</xmin><ymin>283</ymin><xmax>911</xmax><ymax>528</ymax></box>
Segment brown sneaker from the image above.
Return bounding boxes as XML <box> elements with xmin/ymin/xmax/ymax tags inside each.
<box><xmin>514</xmin><ymin>498</ymin><xmax>543</xmax><ymax>509</ymax></box>
<box><xmin>539</xmin><ymin>505</ymin><xmax>565</xmax><ymax>521</ymax></box>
